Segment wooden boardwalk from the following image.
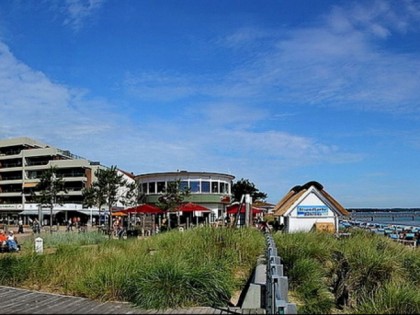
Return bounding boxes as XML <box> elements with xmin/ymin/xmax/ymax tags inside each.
<box><xmin>0</xmin><ymin>286</ymin><xmax>265</xmax><ymax>314</ymax></box>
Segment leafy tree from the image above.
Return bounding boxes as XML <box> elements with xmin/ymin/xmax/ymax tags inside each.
<box><xmin>231</xmin><ymin>178</ymin><xmax>267</xmax><ymax>203</ymax></box>
<box><xmin>82</xmin><ymin>165</ymin><xmax>139</xmax><ymax>234</ymax></box>
<box><xmin>35</xmin><ymin>166</ymin><xmax>68</xmax><ymax>233</ymax></box>
<box><xmin>156</xmin><ymin>179</ymin><xmax>190</xmax><ymax>228</ymax></box>
<box><xmin>156</xmin><ymin>180</ymin><xmax>190</xmax><ymax>211</ymax></box>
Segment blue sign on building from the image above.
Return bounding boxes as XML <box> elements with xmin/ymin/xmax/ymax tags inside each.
<box><xmin>297</xmin><ymin>205</ymin><xmax>329</xmax><ymax>217</ymax></box>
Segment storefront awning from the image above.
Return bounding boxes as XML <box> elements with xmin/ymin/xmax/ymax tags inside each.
<box><xmin>23</xmin><ymin>182</ymin><xmax>38</xmax><ymax>188</ymax></box>
<box><xmin>19</xmin><ymin>209</ymin><xmax>101</xmax><ymax>216</ymax></box>
<box><xmin>74</xmin><ymin>209</ymin><xmax>101</xmax><ymax>216</ymax></box>
<box><xmin>19</xmin><ymin>209</ymin><xmax>62</xmax><ymax>216</ymax></box>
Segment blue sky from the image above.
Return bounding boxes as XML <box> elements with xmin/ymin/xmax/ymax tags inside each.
<box><xmin>1</xmin><ymin>0</ymin><xmax>420</xmax><ymax>208</ymax></box>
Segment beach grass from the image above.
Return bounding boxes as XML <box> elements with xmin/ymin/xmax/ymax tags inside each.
<box><xmin>0</xmin><ymin>227</ymin><xmax>265</xmax><ymax>309</ymax></box>
<box><xmin>273</xmin><ymin>229</ymin><xmax>420</xmax><ymax>314</ymax></box>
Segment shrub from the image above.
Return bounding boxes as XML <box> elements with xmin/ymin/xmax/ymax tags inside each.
<box><xmin>0</xmin><ymin>227</ymin><xmax>265</xmax><ymax>309</ymax></box>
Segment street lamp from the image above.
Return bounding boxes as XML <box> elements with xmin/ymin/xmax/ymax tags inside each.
<box><xmin>50</xmin><ymin>173</ymin><xmax>56</xmax><ymax>234</ymax></box>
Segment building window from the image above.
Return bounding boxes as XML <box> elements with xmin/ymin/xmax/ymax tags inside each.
<box><xmin>148</xmin><ymin>182</ymin><xmax>156</xmax><ymax>193</ymax></box>
<box><xmin>211</xmin><ymin>182</ymin><xmax>219</xmax><ymax>193</ymax></box>
<box><xmin>157</xmin><ymin>181</ymin><xmax>165</xmax><ymax>193</ymax></box>
<box><xmin>179</xmin><ymin>181</ymin><xmax>188</xmax><ymax>192</ymax></box>
<box><xmin>220</xmin><ymin>182</ymin><xmax>228</xmax><ymax>194</ymax></box>
<box><xmin>201</xmin><ymin>181</ymin><xmax>210</xmax><ymax>193</ymax></box>
<box><xmin>190</xmin><ymin>181</ymin><xmax>200</xmax><ymax>193</ymax></box>
<box><xmin>142</xmin><ymin>183</ymin><xmax>147</xmax><ymax>194</ymax></box>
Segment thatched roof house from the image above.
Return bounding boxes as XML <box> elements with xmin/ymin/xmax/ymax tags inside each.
<box><xmin>273</xmin><ymin>181</ymin><xmax>349</xmax><ymax>233</ymax></box>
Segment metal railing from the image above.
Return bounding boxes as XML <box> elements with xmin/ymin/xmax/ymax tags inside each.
<box><xmin>265</xmin><ymin>233</ymin><xmax>297</xmax><ymax>314</ymax></box>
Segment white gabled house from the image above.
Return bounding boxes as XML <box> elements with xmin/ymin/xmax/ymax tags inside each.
<box><xmin>273</xmin><ymin>181</ymin><xmax>349</xmax><ymax>233</ymax></box>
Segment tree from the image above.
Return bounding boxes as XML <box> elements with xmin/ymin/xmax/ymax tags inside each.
<box><xmin>231</xmin><ymin>178</ymin><xmax>267</xmax><ymax>203</ymax></box>
<box><xmin>82</xmin><ymin>165</ymin><xmax>139</xmax><ymax>235</ymax></box>
<box><xmin>156</xmin><ymin>179</ymin><xmax>190</xmax><ymax>228</ymax></box>
<box><xmin>35</xmin><ymin>166</ymin><xmax>68</xmax><ymax>234</ymax></box>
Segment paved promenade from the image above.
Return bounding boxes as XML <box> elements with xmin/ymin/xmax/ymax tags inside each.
<box><xmin>0</xmin><ymin>286</ymin><xmax>264</xmax><ymax>314</ymax></box>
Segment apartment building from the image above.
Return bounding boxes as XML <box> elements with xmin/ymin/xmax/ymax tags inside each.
<box><xmin>0</xmin><ymin>137</ymin><xmax>109</xmax><ymax>224</ymax></box>
<box><xmin>0</xmin><ymin>137</ymin><xmax>234</xmax><ymax>226</ymax></box>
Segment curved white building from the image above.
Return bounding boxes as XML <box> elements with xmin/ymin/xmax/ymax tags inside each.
<box><xmin>136</xmin><ymin>170</ymin><xmax>235</xmax><ymax>221</ymax></box>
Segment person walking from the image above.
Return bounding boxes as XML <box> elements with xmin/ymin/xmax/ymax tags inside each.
<box><xmin>18</xmin><ymin>218</ymin><xmax>24</xmax><ymax>234</ymax></box>
<box><xmin>32</xmin><ymin>218</ymin><xmax>41</xmax><ymax>234</ymax></box>
<box><xmin>66</xmin><ymin>218</ymin><xmax>73</xmax><ymax>232</ymax></box>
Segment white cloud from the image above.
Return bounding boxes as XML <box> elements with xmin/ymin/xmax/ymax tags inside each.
<box><xmin>5</xmin><ymin>1</ymin><xmax>419</xmax><ymax>204</ymax></box>
<box><xmin>61</xmin><ymin>0</ymin><xmax>105</xmax><ymax>31</ymax></box>
<box><xmin>0</xmin><ymin>39</ymin><xmax>357</xmax><ymax>179</ymax></box>
<box><xmin>215</xmin><ymin>2</ymin><xmax>420</xmax><ymax>115</ymax></box>
<box><xmin>122</xmin><ymin>1</ymin><xmax>420</xmax><ymax>116</ymax></box>
<box><xmin>0</xmin><ymin>41</ymin><xmax>124</xmax><ymax>144</ymax></box>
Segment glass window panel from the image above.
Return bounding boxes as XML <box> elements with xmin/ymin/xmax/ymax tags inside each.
<box><xmin>190</xmin><ymin>181</ymin><xmax>200</xmax><ymax>193</ymax></box>
<box><xmin>201</xmin><ymin>181</ymin><xmax>210</xmax><ymax>193</ymax></box>
<box><xmin>211</xmin><ymin>182</ymin><xmax>219</xmax><ymax>193</ymax></box>
<box><xmin>157</xmin><ymin>181</ymin><xmax>165</xmax><ymax>193</ymax></box>
<box><xmin>179</xmin><ymin>181</ymin><xmax>188</xmax><ymax>192</ymax></box>
<box><xmin>148</xmin><ymin>182</ymin><xmax>156</xmax><ymax>193</ymax></box>
<box><xmin>142</xmin><ymin>183</ymin><xmax>147</xmax><ymax>193</ymax></box>
<box><xmin>220</xmin><ymin>182</ymin><xmax>228</xmax><ymax>194</ymax></box>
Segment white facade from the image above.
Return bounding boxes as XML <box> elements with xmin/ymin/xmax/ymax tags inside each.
<box><xmin>115</xmin><ymin>169</ymin><xmax>137</xmax><ymax>209</ymax></box>
<box><xmin>0</xmin><ymin>137</ymin><xmax>112</xmax><ymax>224</ymax></box>
<box><xmin>275</xmin><ymin>184</ymin><xmax>347</xmax><ymax>233</ymax></box>
<box><xmin>136</xmin><ymin>170</ymin><xmax>235</xmax><ymax>220</ymax></box>
<box><xmin>285</xmin><ymin>190</ymin><xmax>338</xmax><ymax>233</ymax></box>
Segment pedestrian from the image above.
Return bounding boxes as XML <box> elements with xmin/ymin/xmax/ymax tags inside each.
<box><xmin>18</xmin><ymin>218</ymin><xmax>24</xmax><ymax>234</ymax></box>
<box><xmin>33</xmin><ymin>218</ymin><xmax>41</xmax><ymax>234</ymax></box>
<box><xmin>66</xmin><ymin>218</ymin><xmax>71</xmax><ymax>232</ymax></box>
<box><xmin>6</xmin><ymin>231</ymin><xmax>19</xmax><ymax>251</ymax></box>
<box><xmin>259</xmin><ymin>220</ymin><xmax>270</xmax><ymax>233</ymax></box>
<box><xmin>0</xmin><ymin>230</ymin><xmax>7</xmax><ymax>250</ymax></box>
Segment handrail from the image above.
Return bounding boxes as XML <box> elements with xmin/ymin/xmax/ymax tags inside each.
<box><xmin>265</xmin><ymin>232</ymin><xmax>297</xmax><ymax>314</ymax></box>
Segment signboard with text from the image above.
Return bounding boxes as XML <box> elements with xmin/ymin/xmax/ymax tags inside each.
<box><xmin>297</xmin><ymin>205</ymin><xmax>329</xmax><ymax>217</ymax></box>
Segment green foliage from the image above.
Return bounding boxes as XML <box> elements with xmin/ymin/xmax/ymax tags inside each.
<box><xmin>0</xmin><ymin>254</ymin><xmax>36</xmax><ymax>285</ymax></box>
<box><xmin>41</xmin><ymin>231</ymin><xmax>108</xmax><ymax>248</ymax></box>
<box><xmin>231</xmin><ymin>178</ymin><xmax>267</xmax><ymax>202</ymax></box>
<box><xmin>83</xmin><ymin>165</ymin><xmax>138</xmax><ymax>210</ymax></box>
<box><xmin>273</xmin><ymin>230</ymin><xmax>420</xmax><ymax>314</ymax></box>
<box><xmin>0</xmin><ymin>227</ymin><xmax>265</xmax><ymax>310</ymax></box>
<box><xmin>355</xmin><ymin>281</ymin><xmax>420</xmax><ymax>314</ymax></box>
<box><xmin>288</xmin><ymin>257</ymin><xmax>335</xmax><ymax>314</ymax></box>
<box><xmin>124</xmin><ymin>259</ymin><xmax>232</xmax><ymax>309</ymax></box>
<box><xmin>156</xmin><ymin>179</ymin><xmax>190</xmax><ymax>212</ymax></box>
<box><xmin>34</xmin><ymin>165</ymin><xmax>68</xmax><ymax>207</ymax></box>
<box><xmin>82</xmin><ymin>165</ymin><xmax>139</xmax><ymax>231</ymax></box>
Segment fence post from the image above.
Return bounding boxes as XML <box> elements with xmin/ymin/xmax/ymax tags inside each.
<box><xmin>265</xmin><ymin>233</ymin><xmax>297</xmax><ymax>314</ymax></box>
<box><xmin>35</xmin><ymin>237</ymin><xmax>43</xmax><ymax>254</ymax></box>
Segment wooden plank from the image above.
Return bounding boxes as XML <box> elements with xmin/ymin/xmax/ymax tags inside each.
<box><xmin>32</xmin><ymin>296</ymin><xmax>81</xmax><ymax>314</ymax></box>
<box><xmin>0</xmin><ymin>286</ymin><xmax>263</xmax><ymax>314</ymax></box>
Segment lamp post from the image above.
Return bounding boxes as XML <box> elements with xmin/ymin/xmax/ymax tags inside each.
<box><xmin>90</xmin><ymin>207</ymin><xmax>93</xmax><ymax>227</ymax></box>
<box><xmin>50</xmin><ymin>173</ymin><xmax>56</xmax><ymax>234</ymax></box>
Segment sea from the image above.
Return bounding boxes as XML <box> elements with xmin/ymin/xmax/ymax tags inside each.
<box><xmin>347</xmin><ymin>210</ymin><xmax>420</xmax><ymax>228</ymax></box>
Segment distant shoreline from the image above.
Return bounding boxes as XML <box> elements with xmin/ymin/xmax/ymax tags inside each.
<box><xmin>347</xmin><ymin>208</ymin><xmax>420</xmax><ymax>212</ymax></box>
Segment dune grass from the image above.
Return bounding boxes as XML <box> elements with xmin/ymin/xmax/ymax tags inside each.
<box><xmin>273</xmin><ymin>229</ymin><xmax>420</xmax><ymax>314</ymax></box>
<box><xmin>0</xmin><ymin>227</ymin><xmax>265</xmax><ymax>310</ymax></box>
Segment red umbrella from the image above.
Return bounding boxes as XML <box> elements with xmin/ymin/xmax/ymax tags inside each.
<box><xmin>176</xmin><ymin>202</ymin><xmax>211</xmax><ymax>212</ymax></box>
<box><xmin>122</xmin><ymin>204</ymin><xmax>164</xmax><ymax>214</ymax></box>
<box><xmin>226</xmin><ymin>204</ymin><xmax>263</xmax><ymax>215</ymax></box>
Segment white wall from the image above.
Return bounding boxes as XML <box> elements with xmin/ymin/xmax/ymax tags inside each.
<box><xmin>285</xmin><ymin>191</ymin><xmax>337</xmax><ymax>233</ymax></box>
<box><xmin>287</xmin><ymin>216</ymin><xmax>336</xmax><ymax>233</ymax></box>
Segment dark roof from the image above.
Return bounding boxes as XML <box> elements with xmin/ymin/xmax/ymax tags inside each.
<box><xmin>273</xmin><ymin>181</ymin><xmax>349</xmax><ymax>217</ymax></box>
<box><xmin>118</xmin><ymin>169</ymin><xmax>136</xmax><ymax>179</ymax></box>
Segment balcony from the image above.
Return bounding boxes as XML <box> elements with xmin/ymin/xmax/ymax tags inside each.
<box><xmin>0</xmin><ymin>191</ymin><xmax>21</xmax><ymax>197</ymax></box>
<box><xmin>26</xmin><ymin>160</ymin><xmax>50</xmax><ymax>166</ymax></box>
<box><xmin>0</xmin><ymin>160</ymin><xmax>23</xmax><ymax>168</ymax></box>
